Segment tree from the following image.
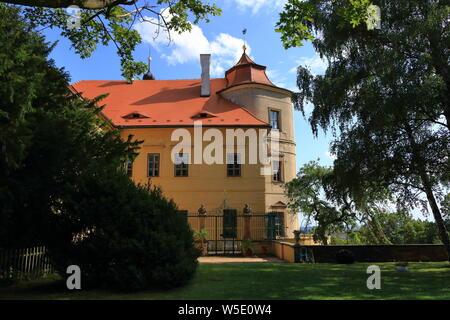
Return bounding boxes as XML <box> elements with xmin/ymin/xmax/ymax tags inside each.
<box><xmin>285</xmin><ymin>161</ymin><xmax>392</xmax><ymax>244</ymax></box>
<box><xmin>332</xmin><ymin>211</ymin><xmax>450</xmax><ymax>245</ymax></box>
<box><xmin>1</xmin><ymin>5</ymin><xmax>199</xmax><ymax>290</ymax></box>
<box><xmin>0</xmin><ymin>3</ymin><xmax>138</xmax><ymax>247</ymax></box>
<box><xmin>277</xmin><ymin>0</ymin><xmax>450</xmax><ymax>260</ymax></box>
<box><xmin>47</xmin><ymin>175</ymin><xmax>199</xmax><ymax>291</ymax></box>
<box><xmin>1</xmin><ymin>0</ymin><xmax>221</xmax><ymax>82</ymax></box>
<box><xmin>284</xmin><ymin>161</ymin><xmax>351</xmax><ymax>244</ymax></box>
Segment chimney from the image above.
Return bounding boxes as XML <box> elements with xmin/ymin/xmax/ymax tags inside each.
<box><xmin>200</xmin><ymin>54</ymin><xmax>211</xmax><ymax>97</ymax></box>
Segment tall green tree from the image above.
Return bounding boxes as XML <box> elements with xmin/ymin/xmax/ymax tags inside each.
<box><xmin>0</xmin><ymin>6</ymin><xmax>199</xmax><ymax>291</ymax></box>
<box><xmin>284</xmin><ymin>161</ymin><xmax>351</xmax><ymax>244</ymax></box>
<box><xmin>285</xmin><ymin>161</ymin><xmax>392</xmax><ymax>244</ymax></box>
<box><xmin>277</xmin><ymin>0</ymin><xmax>450</xmax><ymax>259</ymax></box>
<box><xmin>0</xmin><ymin>0</ymin><xmax>221</xmax><ymax>82</ymax></box>
<box><xmin>0</xmin><ymin>3</ymin><xmax>138</xmax><ymax>247</ymax></box>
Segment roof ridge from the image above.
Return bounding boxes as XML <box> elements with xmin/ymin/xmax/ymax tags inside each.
<box><xmin>71</xmin><ymin>78</ymin><xmax>225</xmax><ymax>84</ymax></box>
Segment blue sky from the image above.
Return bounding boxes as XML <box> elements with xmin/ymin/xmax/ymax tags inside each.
<box><xmin>40</xmin><ymin>0</ymin><xmax>434</xmax><ymax>221</ymax></box>
<box><xmin>43</xmin><ymin>0</ymin><xmax>336</xmax><ymax>174</ymax></box>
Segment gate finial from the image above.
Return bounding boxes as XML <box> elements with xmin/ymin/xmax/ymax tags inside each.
<box><xmin>198</xmin><ymin>204</ymin><xmax>207</xmax><ymax>215</ymax></box>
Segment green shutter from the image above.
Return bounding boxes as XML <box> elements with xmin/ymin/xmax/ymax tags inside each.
<box><xmin>266</xmin><ymin>212</ymin><xmax>276</xmax><ymax>240</ymax></box>
<box><xmin>222</xmin><ymin>209</ymin><xmax>237</xmax><ymax>238</ymax></box>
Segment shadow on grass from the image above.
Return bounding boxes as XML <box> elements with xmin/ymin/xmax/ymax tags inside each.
<box><xmin>1</xmin><ymin>262</ymin><xmax>449</xmax><ymax>300</ymax></box>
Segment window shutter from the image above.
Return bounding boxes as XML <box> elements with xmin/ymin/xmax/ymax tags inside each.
<box><xmin>266</xmin><ymin>212</ymin><xmax>276</xmax><ymax>240</ymax></box>
<box><xmin>222</xmin><ymin>209</ymin><xmax>237</xmax><ymax>238</ymax></box>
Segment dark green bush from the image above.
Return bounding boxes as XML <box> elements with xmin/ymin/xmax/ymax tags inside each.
<box><xmin>335</xmin><ymin>249</ymin><xmax>355</xmax><ymax>264</ymax></box>
<box><xmin>0</xmin><ymin>5</ymin><xmax>198</xmax><ymax>291</ymax></box>
<box><xmin>46</xmin><ymin>173</ymin><xmax>199</xmax><ymax>291</ymax></box>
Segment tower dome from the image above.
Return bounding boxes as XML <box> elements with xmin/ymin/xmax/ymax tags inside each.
<box><xmin>142</xmin><ymin>57</ymin><xmax>155</xmax><ymax>80</ymax></box>
<box><xmin>224</xmin><ymin>50</ymin><xmax>274</xmax><ymax>88</ymax></box>
<box><xmin>143</xmin><ymin>70</ymin><xmax>155</xmax><ymax>80</ymax></box>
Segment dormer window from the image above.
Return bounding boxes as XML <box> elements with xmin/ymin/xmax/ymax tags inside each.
<box><xmin>191</xmin><ymin>111</ymin><xmax>217</xmax><ymax>119</ymax></box>
<box><xmin>122</xmin><ymin>112</ymin><xmax>149</xmax><ymax>120</ymax></box>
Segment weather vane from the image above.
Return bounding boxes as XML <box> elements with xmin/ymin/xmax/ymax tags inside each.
<box><xmin>242</xmin><ymin>28</ymin><xmax>247</xmax><ymax>53</ymax></box>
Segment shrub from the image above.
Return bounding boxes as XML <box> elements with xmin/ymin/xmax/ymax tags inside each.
<box><xmin>335</xmin><ymin>249</ymin><xmax>355</xmax><ymax>264</ymax></box>
<box><xmin>46</xmin><ymin>173</ymin><xmax>199</xmax><ymax>291</ymax></box>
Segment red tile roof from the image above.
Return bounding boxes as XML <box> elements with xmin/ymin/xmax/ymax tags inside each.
<box><xmin>70</xmin><ymin>78</ymin><xmax>270</xmax><ymax>128</ymax></box>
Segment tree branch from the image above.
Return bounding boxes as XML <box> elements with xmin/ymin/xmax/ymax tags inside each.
<box><xmin>2</xmin><ymin>0</ymin><xmax>137</xmax><ymax>9</ymax></box>
<box><xmin>116</xmin><ymin>5</ymin><xmax>155</xmax><ymax>18</ymax></box>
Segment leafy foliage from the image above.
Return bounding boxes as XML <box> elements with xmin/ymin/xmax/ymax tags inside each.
<box><xmin>276</xmin><ymin>0</ymin><xmax>374</xmax><ymax>49</ymax></box>
<box><xmin>9</xmin><ymin>0</ymin><xmax>222</xmax><ymax>82</ymax></box>
<box><xmin>285</xmin><ymin>161</ymin><xmax>391</xmax><ymax>244</ymax></box>
<box><xmin>0</xmin><ymin>3</ymin><xmax>139</xmax><ymax>247</ymax></box>
<box><xmin>331</xmin><ymin>211</ymin><xmax>450</xmax><ymax>244</ymax></box>
<box><xmin>47</xmin><ymin>177</ymin><xmax>199</xmax><ymax>291</ymax></box>
<box><xmin>0</xmin><ymin>5</ymin><xmax>199</xmax><ymax>290</ymax></box>
<box><xmin>277</xmin><ymin>0</ymin><xmax>450</xmax><ymax>259</ymax></box>
<box><xmin>285</xmin><ymin>161</ymin><xmax>352</xmax><ymax>244</ymax></box>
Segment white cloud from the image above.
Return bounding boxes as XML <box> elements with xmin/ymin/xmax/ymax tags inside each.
<box><xmin>232</xmin><ymin>0</ymin><xmax>287</xmax><ymax>14</ymax></box>
<box><xmin>134</xmin><ymin>14</ymin><xmax>249</xmax><ymax>77</ymax></box>
<box><xmin>266</xmin><ymin>69</ymin><xmax>287</xmax><ymax>88</ymax></box>
<box><xmin>290</xmin><ymin>54</ymin><xmax>328</xmax><ymax>76</ymax></box>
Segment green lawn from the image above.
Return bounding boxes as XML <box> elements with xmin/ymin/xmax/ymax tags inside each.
<box><xmin>1</xmin><ymin>262</ymin><xmax>449</xmax><ymax>300</ymax></box>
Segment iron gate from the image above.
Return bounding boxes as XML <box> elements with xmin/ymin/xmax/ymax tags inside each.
<box><xmin>187</xmin><ymin>211</ymin><xmax>285</xmax><ymax>255</ymax></box>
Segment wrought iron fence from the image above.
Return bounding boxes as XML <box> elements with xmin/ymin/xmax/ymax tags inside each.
<box><xmin>188</xmin><ymin>212</ymin><xmax>285</xmax><ymax>255</ymax></box>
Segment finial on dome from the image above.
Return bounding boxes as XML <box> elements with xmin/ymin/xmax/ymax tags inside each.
<box><xmin>242</xmin><ymin>28</ymin><xmax>247</xmax><ymax>53</ymax></box>
<box><xmin>143</xmin><ymin>48</ymin><xmax>155</xmax><ymax>80</ymax></box>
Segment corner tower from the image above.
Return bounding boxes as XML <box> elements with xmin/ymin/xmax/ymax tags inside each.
<box><xmin>218</xmin><ymin>49</ymin><xmax>298</xmax><ymax>234</ymax></box>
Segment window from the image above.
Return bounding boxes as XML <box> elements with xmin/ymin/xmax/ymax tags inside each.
<box><xmin>227</xmin><ymin>153</ymin><xmax>241</xmax><ymax>177</ymax></box>
<box><xmin>269</xmin><ymin>110</ymin><xmax>280</xmax><ymax>130</ymax></box>
<box><xmin>125</xmin><ymin>160</ymin><xmax>133</xmax><ymax>177</ymax></box>
<box><xmin>266</xmin><ymin>212</ymin><xmax>285</xmax><ymax>239</ymax></box>
<box><xmin>274</xmin><ymin>212</ymin><xmax>285</xmax><ymax>237</ymax></box>
<box><xmin>147</xmin><ymin>153</ymin><xmax>160</xmax><ymax>177</ymax></box>
<box><xmin>174</xmin><ymin>153</ymin><xmax>189</xmax><ymax>177</ymax></box>
<box><xmin>272</xmin><ymin>160</ymin><xmax>282</xmax><ymax>182</ymax></box>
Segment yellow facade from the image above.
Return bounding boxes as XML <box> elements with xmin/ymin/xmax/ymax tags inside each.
<box><xmin>120</xmin><ymin>83</ymin><xmax>299</xmax><ymax>238</ymax></box>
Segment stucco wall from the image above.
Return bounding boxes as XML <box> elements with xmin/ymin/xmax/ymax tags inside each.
<box><xmin>120</xmin><ymin>127</ymin><xmax>298</xmax><ymax>235</ymax></box>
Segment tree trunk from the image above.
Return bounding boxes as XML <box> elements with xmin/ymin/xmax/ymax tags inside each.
<box><xmin>419</xmin><ymin>169</ymin><xmax>450</xmax><ymax>261</ymax></box>
<box><xmin>368</xmin><ymin>217</ymin><xmax>392</xmax><ymax>244</ymax></box>
<box><xmin>405</xmin><ymin>126</ymin><xmax>450</xmax><ymax>261</ymax></box>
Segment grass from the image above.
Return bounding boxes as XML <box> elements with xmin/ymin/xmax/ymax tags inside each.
<box><xmin>1</xmin><ymin>262</ymin><xmax>449</xmax><ymax>300</ymax></box>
